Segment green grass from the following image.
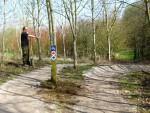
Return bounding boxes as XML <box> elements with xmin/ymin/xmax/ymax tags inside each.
<box><xmin>56</xmin><ymin>59</ymin><xmax>73</xmax><ymax>64</ymax></box>
<box><xmin>55</xmin><ymin>58</ymin><xmax>92</xmax><ymax>64</ymax></box>
<box><xmin>119</xmin><ymin>72</ymin><xmax>150</xmax><ymax>113</ymax></box>
<box><xmin>60</xmin><ymin>65</ymin><xmax>93</xmax><ymax>80</ymax></box>
<box><xmin>115</xmin><ymin>50</ymin><xmax>134</xmax><ymax>61</ymax></box>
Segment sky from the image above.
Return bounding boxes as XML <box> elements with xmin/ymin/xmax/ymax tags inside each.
<box><xmin>0</xmin><ymin>0</ymin><xmax>137</xmax><ymax>30</ymax></box>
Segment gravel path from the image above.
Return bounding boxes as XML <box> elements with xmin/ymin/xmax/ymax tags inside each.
<box><xmin>0</xmin><ymin>64</ymin><xmax>149</xmax><ymax>113</ymax></box>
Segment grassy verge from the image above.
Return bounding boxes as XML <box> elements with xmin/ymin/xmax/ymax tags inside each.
<box><xmin>56</xmin><ymin>57</ymin><xmax>93</xmax><ymax>64</ymax></box>
<box><xmin>115</xmin><ymin>50</ymin><xmax>134</xmax><ymax>62</ymax></box>
<box><xmin>39</xmin><ymin>65</ymin><xmax>93</xmax><ymax>111</ymax></box>
<box><xmin>56</xmin><ymin>59</ymin><xmax>73</xmax><ymax>64</ymax></box>
<box><xmin>40</xmin><ymin>64</ymin><xmax>93</xmax><ymax>89</ymax></box>
<box><xmin>0</xmin><ymin>60</ymin><xmax>50</xmax><ymax>85</ymax></box>
<box><xmin>119</xmin><ymin>72</ymin><xmax>150</xmax><ymax>113</ymax></box>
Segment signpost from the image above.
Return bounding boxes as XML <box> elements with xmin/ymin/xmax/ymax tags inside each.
<box><xmin>46</xmin><ymin>0</ymin><xmax>57</xmax><ymax>85</ymax></box>
<box><xmin>50</xmin><ymin>45</ymin><xmax>57</xmax><ymax>61</ymax></box>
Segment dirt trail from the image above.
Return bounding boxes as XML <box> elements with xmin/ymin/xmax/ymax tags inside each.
<box><xmin>0</xmin><ymin>64</ymin><xmax>149</xmax><ymax>113</ymax></box>
<box><xmin>72</xmin><ymin>64</ymin><xmax>150</xmax><ymax>113</ymax></box>
<box><xmin>0</xmin><ymin>65</ymin><xmax>66</xmax><ymax>113</ymax></box>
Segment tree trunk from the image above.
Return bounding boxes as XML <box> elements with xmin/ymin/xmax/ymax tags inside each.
<box><xmin>37</xmin><ymin>0</ymin><xmax>42</xmax><ymax>60</ymax></box>
<box><xmin>46</xmin><ymin>0</ymin><xmax>51</xmax><ymax>37</ymax></box>
<box><xmin>31</xmin><ymin>6</ymin><xmax>36</xmax><ymax>62</ymax></box>
<box><xmin>144</xmin><ymin>0</ymin><xmax>150</xmax><ymax>25</ymax></box>
<box><xmin>1</xmin><ymin>0</ymin><xmax>6</xmax><ymax>66</ymax></box>
<box><xmin>36</xmin><ymin>36</ymin><xmax>42</xmax><ymax>60</ymax></box>
<box><xmin>74</xmin><ymin>0</ymin><xmax>77</xmax><ymax>69</ymax></box>
<box><xmin>16</xmin><ymin>27</ymin><xmax>21</xmax><ymax>59</ymax></box>
<box><xmin>103</xmin><ymin>0</ymin><xmax>111</xmax><ymax>61</ymax></box>
<box><xmin>62</xmin><ymin>0</ymin><xmax>78</xmax><ymax>69</ymax></box>
<box><xmin>73</xmin><ymin>34</ymin><xmax>77</xmax><ymax>69</ymax></box>
<box><xmin>62</xmin><ymin>26</ymin><xmax>66</xmax><ymax>61</ymax></box>
<box><xmin>60</xmin><ymin>1</ymin><xmax>66</xmax><ymax>61</ymax></box>
<box><xmin>91</xmin><ymin>0</ymin><xmax>96</xmax><ymax>64</ymax></box>
<box><xmin>108</xmin><ymin>36</ymin><xmax>111</xmax><ymax>61</ymax></box>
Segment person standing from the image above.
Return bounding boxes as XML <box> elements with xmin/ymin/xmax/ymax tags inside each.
<box><xmin>21</xmin><ymin>26</ymin><xmax>36</xmax><ymax>66</ymax></box>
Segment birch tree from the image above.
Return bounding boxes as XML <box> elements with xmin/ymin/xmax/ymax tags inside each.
<box><xmin>36</xmin><ymin>0</ymin><xmax>42</xmax><ymax>60</ymax></box>
<box><xmin>102</xmin><ymin>0</ymin><xmax>122</xmax><ymax>61</ymax></box>
<box><xmin>1</xmin><ymin>0</ymin><xmax>6</xmax><ymax>66</ymax></box>
<box><xmin>61</xmin><ymin>20</ymin><xmax>67</xmax><ymax>61</ymax></box>
<box><xmin>61</xmin><ymin>1</ymin><xmax>66</xmax><ymax>61</ymax></box>
<box><xmin>62</xmin><ymin>0</ymin><xmax>78</xmax><ymax>69</ymax></box>
<box><xmin>91</xmin><ymin>0</ymin><xmax>96</xmax><ymax>63</ymax></box>
<box><xmin>26</xmin><ymin>0</ymin><xmax>42</xmax><ymax>61</ymax></box>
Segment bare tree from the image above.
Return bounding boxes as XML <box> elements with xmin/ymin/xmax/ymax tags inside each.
<box><xmin>91</xmin><ymin>0</ymin><xmax>96</xmax><ymax>64</ymax></box>
<box><xmin>36</xmin><ymin>0</ymin><xmax>42</xmax><ymax>60</ymax></box>
<box><xmin>60</xmin><ymin>1</ymin><xmax>66</xmax><ymax>61</ymax></box>
<box><xmin>1</xmin><ymin>0</ymin><xmax>6</xmax><ymax>66</ymax></box>
<box><xmin>102</xmin><ymin>0</ymin><xmax>122</xmax><ymax>61</ymax></box>
<box><xmin>61</xmin><ymin>21</ymin><xmax>67</xmax><ymax>61</ymax></box>
<box><xmin>62</xmin><ymin>0</ymin><xmax>78</xmax><ymax>69</ymax></box>
<box><xmin>26</xmin><ymin>0</ymin><xmax>42</xmax><ymax>61</ymax></box>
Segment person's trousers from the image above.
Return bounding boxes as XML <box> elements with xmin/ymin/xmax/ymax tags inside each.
<box><xmin>22</xmin><ymin>46</ymin><xmax>30</xmax><ymax>65</ymax></box>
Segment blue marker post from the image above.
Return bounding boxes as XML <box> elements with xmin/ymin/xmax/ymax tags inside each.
<box><xmin>50</xmin><ymin>45</ymin><xmax>57</xmax><ymax>61</ymax></box>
